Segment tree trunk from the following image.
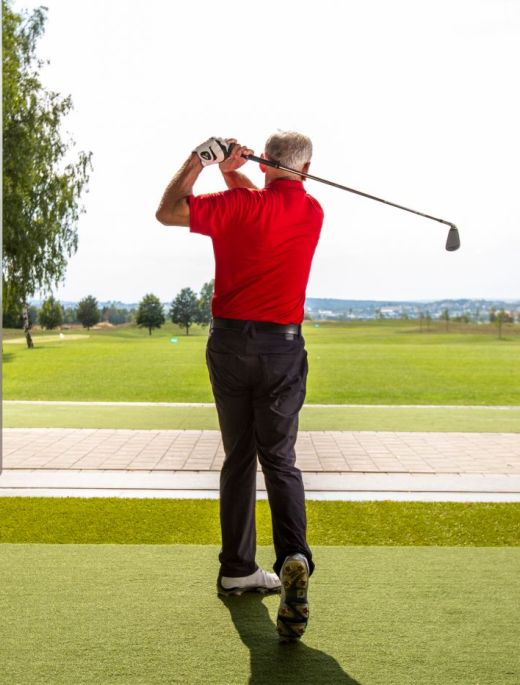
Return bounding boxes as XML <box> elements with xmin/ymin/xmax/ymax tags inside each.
<box><xmin>149</xmin><ymin>327</ymin><xmax>152</xmax><ymax>336</ymax></box>
<box><xmin>23</xmin><ymin>302</ymin><xmax>34</xmax><ymax>349</ymax></box>
<box><xmin>186</xmin><ymin>325</ymin><xmax>189</xmax><ymax>335</ymax></box>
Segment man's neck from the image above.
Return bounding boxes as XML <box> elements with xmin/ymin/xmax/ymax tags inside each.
<box><xmin>265</xmin><ymin>169</ymin><xmax>304</xmax><ymax>185</ymax></box>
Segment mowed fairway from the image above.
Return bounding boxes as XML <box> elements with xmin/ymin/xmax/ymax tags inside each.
<box><xmin>1</xmin><ymin>544</ymin><xmax>519</xmax><ymax>684</ymax></box>
<box><xmin>3</xmin><ymin>321</ymin><xmax>520</xmax><ymax>405</ymax></box>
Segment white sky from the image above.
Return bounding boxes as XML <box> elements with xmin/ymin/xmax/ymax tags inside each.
<box><xmin>14</xmin><ymin>0</ymin><xmax>520</xmax><ymax>302</ymax></box>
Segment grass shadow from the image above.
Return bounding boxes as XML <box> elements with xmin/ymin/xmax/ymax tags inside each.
<box><xmin>220</xmin><ymin>594</ymin><xmax>360</xmax><ymax>684</ymax></box>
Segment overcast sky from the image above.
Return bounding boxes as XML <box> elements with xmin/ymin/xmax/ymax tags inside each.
<box><xmin>14</xmin><ymin>0</ymin><xmax>520</xmax><ymax>302</ymax></box>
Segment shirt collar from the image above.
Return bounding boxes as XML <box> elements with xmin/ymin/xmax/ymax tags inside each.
<box><xmin>265</xmin><ymin>179</ymin><xmax>305</xmax><ymax>190</ymax></box>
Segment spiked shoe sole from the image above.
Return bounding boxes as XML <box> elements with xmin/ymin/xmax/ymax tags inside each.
<box><xmin>277</xmin><ymin>557</ymin><xmax>309</xmax><ymax>642</ymax></box>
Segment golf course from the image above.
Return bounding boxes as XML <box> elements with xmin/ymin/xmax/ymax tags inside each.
<box><xmin>2</xmin><ymin>320</ymin><xmax>520</xmax><ymax>683</ymax></box>
<box><xmin>3</xmin><ymin>320</ymin><xmax>520</xmax><ymax>432</ymax></box>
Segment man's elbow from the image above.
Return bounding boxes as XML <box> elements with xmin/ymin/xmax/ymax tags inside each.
<box><xmin>155</xmin><ymin>199</ymin><xmax>190</xmax><ymax>227</ymax></box>
<box><xmin>155</xmin><ymin>208</ymin><xmax>172</xmax><ymax>225</ymax></box>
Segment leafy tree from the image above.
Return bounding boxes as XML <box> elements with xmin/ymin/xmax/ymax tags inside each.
<box><xmin>170</xmin><ymin>288</ymin><xmax>198</xmax><ymax>335</ymax></box>
<box><xmin>63</xmin><ymin>307</ymin><xmax>78</xmax><ymax>324</ymax></box>
<box><xmin>38</xmin><ymin>295</ymin><xmax>63</xmax><ymax>329</ymax></box>
<box><xmin>495</xmin><ymin>309</ymin><xmax>513</xmax><ymax>339</ymax></box>
<box><xmin>77</xmin><ymin>295</ymin><xmax>100</xmax><ymax>330</ymax></box>
<box><xmin>105</xmin><ymin>306</ymin><xmax>132</xmax><ymax>325</ymax></box>
<box><xmin>2</xmin><ymin>1</ymin><xmax>92</xmax><ymax>348</ymax></box>
<box><xmin>136</xmin><ymin>293</ymin><xmax>165</xmax><ymax>335</ymax></box>
<box><xmin>496</xmin><ymin>309</ymin><xmax>506</xmax><ymax>339</ymax></box>
<box><xmin>196</xmin><ymin>279</ymin><xmax>214</xmax><ymax>327</ymax></box>
<box><xmin>2</xmin><ymin>305</ymin><xmax>22</xmax><ymax>328</ymax></box>
<box><xmin>28</xmin><ymin>304</ymin><xmax>39</xmax><ymax>326</ymax></box>
<box><xmin>441</xmin><ymin>308</ymin><xmax>450</xmax><ymax>332</ymax></box>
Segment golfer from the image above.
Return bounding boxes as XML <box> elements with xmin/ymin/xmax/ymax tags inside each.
<box><xmin>156</xmin><ymin>132</ymin><xmax>323</xmax><ymax>641</ymax></box>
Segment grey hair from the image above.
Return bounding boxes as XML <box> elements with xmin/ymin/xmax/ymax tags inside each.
<box><xmin>264</xmin><ymin>131</ymin><xmax>313</xmax><ymax>171</ymax></box>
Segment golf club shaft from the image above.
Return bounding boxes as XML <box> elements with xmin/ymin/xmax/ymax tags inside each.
<box><xmin>244</xmin><ymin>154</ymin><xmax>454</xmax><ymax>229</ymax></box>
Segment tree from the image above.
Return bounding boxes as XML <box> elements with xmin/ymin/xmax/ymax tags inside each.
<box><xmin>63</xmin><ymin>307</ymin><xmax>77</xmax><ymax>324</ymax></box>
<box><xmin>77</xmin><ymin>295</ymin><xmax>100</xmax><ymax>330</ymax></box>
<box><xmin>170</xmin><ymin>288</ymin><xmax>198</xmax><ymax>335</ymax></box>
<box><xmin>2</xmin><ymin>1</ymin><xmax>92</xmax><ymax>348</ymax></box>
<box><xmin>195</xmin><ymin>279</ymin><xmax>214</xmax><ymax>327</ymax></box>
<box><xmin>441</xmin><ymin>308</ymin><xmax>450</xmax><ymax>332</ymax></box>
<box><xmin>136</xmin><ymin>293</ymin><xmax>165</xmax><ymax>335</ymax></box>
<box><xmin>495</xmin><ymin>309</ymin><xmax>513</xmax><ymax>340</ymax></box>
<box><xmin>38</xmin><ymin>295</ymin><xmax>63</xmax><ymax>329</ymax></box>
<box><xmin>102</xmin><ymin>305</ymin><xmax>132</xmax><ymax>325</ymax></box>
<box><xmin>496</xmin><ymin>309</ymin><xmax>506</xmax><ymax>339</ymax></box>
<box><xmin>28</xmin><ymin>304</ymin><xmax>39</xmax><ymax>326</ymax></box>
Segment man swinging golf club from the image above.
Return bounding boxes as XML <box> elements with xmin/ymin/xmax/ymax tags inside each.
<box><xmin>156</xmin><ymin>131</ymin><xmax>323</xmax><ymax>642</ymax></box>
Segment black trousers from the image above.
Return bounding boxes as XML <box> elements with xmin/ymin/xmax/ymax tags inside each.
<box><xmin>206</xmin><ymin>322</ymin><xmax>314</xmax><ymax>578</ymax></box>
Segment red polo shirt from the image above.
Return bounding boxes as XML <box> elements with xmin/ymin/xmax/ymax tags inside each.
<box><xmin>188</xmin><ymin>179</ymin><xmax>323</xmax><ymax>324</ymax></box>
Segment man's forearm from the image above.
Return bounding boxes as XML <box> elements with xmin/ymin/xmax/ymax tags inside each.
<box><xmin>155</xmin><ymin>153</ymin><xmax>202</xmax><ymax>226</ymax></box>
<box><xmin>221</xmin><ymin>170</ymin><xmax>258</xmax><ymax>190</ymax></box>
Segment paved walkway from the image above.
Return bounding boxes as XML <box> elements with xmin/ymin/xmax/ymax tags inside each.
<box><xmin>2</xmin><ymin>428</ymin><xmax>520</xmax><ymax>501</ymax></box>
<box><xmin>3</xmin><ymin>428</ymin><xmax>520</xmax><ymax>473</ymax></box>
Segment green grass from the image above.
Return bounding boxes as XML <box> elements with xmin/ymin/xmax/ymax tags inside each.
<box><xmin>4</xmin><ymin>401</ymin><xmax>520</xmax><ymax>431</ymax></box>
<box><xmin>1</xmin><ymin>544</ymin><xmax>519</xmax><ymax>684</ymax></box>
<box><xmin>1</xmin><ymin>499</ymin><xmax>519</xmax><ymax>546</ymax></box>
<box><xmin>3</xmin><ymin>320</ymin><xmax>520</xmax><ymax>405</ymax></box>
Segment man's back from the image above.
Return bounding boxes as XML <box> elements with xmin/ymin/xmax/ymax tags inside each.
<box><xmin>189</xmin><ymin>179</ymin><xmax>323</xmax><ymax>324</ymax></box>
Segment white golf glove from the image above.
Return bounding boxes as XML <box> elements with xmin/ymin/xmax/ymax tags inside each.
<box><xmin>193</xmin><ymin>137</ymin><xmax>233</xmax><ymax>167</ymax></box>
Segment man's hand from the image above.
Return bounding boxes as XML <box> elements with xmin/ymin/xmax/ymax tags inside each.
<box><xmin>219</xmin><ymin>139</ymin><xmax>254</xmax><ymax>174</ymax></box>
<box><xmin>193</xmin><ymin>137</ymin><xmax>234</xmax><ymax>167</ymax></box>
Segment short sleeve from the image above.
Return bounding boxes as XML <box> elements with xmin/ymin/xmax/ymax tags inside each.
<box><xmin>188</xmin><ymin>188</ymin><xmax>254</xmax><ymax>238</ymax></box>
<box><xmin>188</xmin><ymin>190</ymin><xmax>234</xmax><ymax>238</ymax></box>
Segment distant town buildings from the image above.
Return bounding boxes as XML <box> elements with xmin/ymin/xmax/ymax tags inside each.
<box><xmin>304</xmin><ymin>298</ymin><xmax>520</xmax><ymax>322</ymax></box>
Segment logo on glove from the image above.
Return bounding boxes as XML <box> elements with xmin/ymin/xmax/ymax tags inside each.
<box><xmin>194</xmin><ymin>137</ymin><xmax>232</xmax><ymax>167</ymax></box>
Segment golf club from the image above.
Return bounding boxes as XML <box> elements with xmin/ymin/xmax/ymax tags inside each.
<box><xmin>243</xmin><ymin>153</ymin><xmax>461</xmax><ymax>252</ymax></box>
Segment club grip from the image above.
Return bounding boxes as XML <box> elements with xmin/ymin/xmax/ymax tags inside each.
<box><xmin>242</xmin><ymin>153</ymin><xmax>280</xmax><ymax>169</ymax></box>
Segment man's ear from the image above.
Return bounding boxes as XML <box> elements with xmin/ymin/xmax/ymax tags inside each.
<box><xmin>302</xmin><ymin>161</ymin><xmax>310</xmax><ymax>175</ymax></box>
<box><xmin>259</xmin><ymin>152</ymin><xmax>267</xmax><ymax>174</ymax></box>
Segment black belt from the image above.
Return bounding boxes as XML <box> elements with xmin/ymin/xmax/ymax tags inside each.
<box><xmin>211</xmin><ymin>317</ymin><xmax>301</xmax><ymax>336</ymax></box>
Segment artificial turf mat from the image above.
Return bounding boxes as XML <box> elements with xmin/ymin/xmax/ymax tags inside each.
<box><xmin>1</xmin><ymin>498</ymin><xmax>519</xmax><ymax>546</ymax></box>
<box><xmin>0</xmin><ymin>544</ymin><xmax>518</xmax><ymax>684</ymax></box>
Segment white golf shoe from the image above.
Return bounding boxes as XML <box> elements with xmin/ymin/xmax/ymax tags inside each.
<box><xmin>217</xmin><ymin>567</ymin><xmax>282</xmax><ymax>596</ymax></box>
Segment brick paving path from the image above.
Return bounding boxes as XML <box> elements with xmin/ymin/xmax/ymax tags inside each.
<box><xmin>3</xmin><ymin>428</ymin><xmax>520</xmax><ymax>474</ymax></box>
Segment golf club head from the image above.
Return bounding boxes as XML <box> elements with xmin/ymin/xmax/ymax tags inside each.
<box><xmin>446</xmin><ymin>225</ymin><xmax>460</xmax><ymax>251</ymax></box>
